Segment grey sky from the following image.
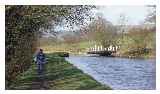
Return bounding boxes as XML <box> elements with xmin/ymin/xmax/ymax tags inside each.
<box><xmin>97</xmin><ymin>5</ymin><xmax>150</xmax><ymax>25</ymax></box>
<box><xmin>54</xmin><ymin>5</ymin><xmax>151</xmax><ymax>32</ymax></box>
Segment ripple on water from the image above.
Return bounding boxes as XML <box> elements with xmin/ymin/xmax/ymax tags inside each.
<box><xmin>66</xmin><ymin>56</ymin><xmax>156</xmax><ymax>90</ymax></box>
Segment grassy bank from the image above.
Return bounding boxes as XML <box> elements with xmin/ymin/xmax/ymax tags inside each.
<box><xmin>40</xmin><ymin>41</ymin><xmax>92</xmax><ymax>55</ymax></box>
<box><xmin>8</xmin><ymin>53</ymin><xmax>111</xmax><ymax>90</ymax></box>
<box><xmin>41</xmin><ymin>45</ymin><xmax>155</xmax><ymax>59</ymax></box>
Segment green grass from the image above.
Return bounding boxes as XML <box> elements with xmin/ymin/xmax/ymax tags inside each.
<box><xmin>40</xmin><ymin>41</ymin><xmax>97</xmax><ymax>55</ymax></box>
<box><xmin>8</xmin><ymin>53</ymin><xmax>111</xmax><ymax>90</ymax></box>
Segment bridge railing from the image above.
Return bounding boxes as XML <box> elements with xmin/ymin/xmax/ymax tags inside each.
<box><xmin>87</xmin><ymin>45</ymin><xmax>120</xmax><ymax>52</ymax></box>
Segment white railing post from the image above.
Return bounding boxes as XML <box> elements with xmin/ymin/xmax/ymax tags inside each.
<box><xmin>112</xmin><ymin>47</ymin><xmax>115</xmax><ymax>51</ymax></box>
<box><xmin>97</xmin><ymin>46</ymin><xmax>99</xmax><ymax>51</ymax></box>
<box><xmin>108</xmin><ymin>45</ymin><xmax>112</xmax><ymax>51</ymax></box>
<box><xmin>115</xmin><ymin>46</ymin><xmax>118</xmax><ymax>51</ymax></box>
<box><xmin>95</xmin><ymin>45</ymin><xmax>97</xmax><ymax>52</ymax></box>
<box><xmin>100</xmin><ymin>45</ymin><xmax>103</xmax><ymax>51</ymax></box>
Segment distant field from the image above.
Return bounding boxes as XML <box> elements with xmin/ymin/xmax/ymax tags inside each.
<box><xmin>40</xmin><ymin>41</ymin><xmax>95</xmax><ymax>54</ymax></box>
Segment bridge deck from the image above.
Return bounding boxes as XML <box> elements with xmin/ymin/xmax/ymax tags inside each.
<box><xmin>87</xmin><ymin>51</ymin><xmax>116</xmax><ymax>56</ymax></box>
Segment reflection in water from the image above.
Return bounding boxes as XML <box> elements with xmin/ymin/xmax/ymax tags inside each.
<box><xmin>66</xmin><ymin>56</ymin><xmax>156</xmax><ymax>90</ymax></box>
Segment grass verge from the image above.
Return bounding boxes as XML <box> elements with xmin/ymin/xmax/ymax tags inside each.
<box><xmin>8</xmin><ymin>53</ymin><xmax>111</xmax><ymax>90</ymax></box>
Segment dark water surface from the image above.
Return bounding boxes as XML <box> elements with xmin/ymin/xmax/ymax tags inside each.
<box><xmin>65</xmin><ymin>56</ymin><xmax>156</xmax><ymax>90</ymax></box>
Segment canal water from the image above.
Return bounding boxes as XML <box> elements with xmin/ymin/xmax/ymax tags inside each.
<box><xmin>65</xmin><ymin>56</ymin><xmax>156</xmax><ymax>90</ymax></box>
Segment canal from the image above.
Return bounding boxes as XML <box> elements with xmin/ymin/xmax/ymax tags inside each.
<box><xmin>65</xmin><ymin>56</ymin><xmax>156</xmax><ymax>90</ymax></box>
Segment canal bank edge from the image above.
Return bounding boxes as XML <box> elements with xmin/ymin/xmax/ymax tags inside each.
<box><xmin>7</xmin><ymin>53</ymin><xmax>112</xmax><ymax>90</ymax></box>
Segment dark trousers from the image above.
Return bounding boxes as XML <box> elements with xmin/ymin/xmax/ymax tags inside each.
<box><xmin>37</xmin><ymin>63</ymin><xmax>44</xmax><ymax>75</ymax></box>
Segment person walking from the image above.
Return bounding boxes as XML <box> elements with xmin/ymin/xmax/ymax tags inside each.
<box><xmin>34</xmin><ymin>49</ymin><xmax>46</xmax><ymax>75</ymax></box>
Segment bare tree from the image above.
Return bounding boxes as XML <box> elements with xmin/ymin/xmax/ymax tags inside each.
<box><xmin>117</xmin><ymin>13</ymin><xmax>128</xmax><ymax>33</ymax></box>
<box><xmin>144</xmin><ymin>5</ymin><xmax>156</xmax><ymax>25</ymax></box>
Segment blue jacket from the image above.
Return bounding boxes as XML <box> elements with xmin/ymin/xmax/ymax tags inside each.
<box><xmin>36</xmin><ymin>52</ymin><xmax>46</xmax><ymax>64</ymax></box>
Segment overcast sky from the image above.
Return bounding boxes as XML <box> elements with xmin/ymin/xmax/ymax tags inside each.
<box><xmin>55</xmin><ymin>5</ymin><xmax>152</xmax><ymax>32</ymax></box>
<box><xmin>97</xmin><ymin>5</ymin><xmax>150</xmax><ymax>25</ymax></box>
